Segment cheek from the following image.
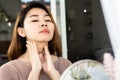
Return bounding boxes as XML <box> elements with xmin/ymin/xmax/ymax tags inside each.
<box><xmin>24</xmin><ymin>23</ymin><xmax>37</xmax><ymax>32</ymax></box>
<box><xmin>51</xmin><ymin>27</ymin><xmax>54</xmax><ymax>35</ymax></box>
<box><xmin>47</xmin><ymin>24</ymin><xmax>54</xmax><ymax>40</ymax></box>
<box><xmin>24</xmin><ymin>26</ymin><xmax>36</xmax><ymax>38</ymax></box>
<box><xmin>50</xmin><ymin>24</ymin><xmax>55</xmax><ymax>33</ymax></box>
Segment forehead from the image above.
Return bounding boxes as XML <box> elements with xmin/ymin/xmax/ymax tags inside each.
<box><xmin>26</xmin><ymin>8</ymin><xmax>48</xmax><ymax>17</ymax></box>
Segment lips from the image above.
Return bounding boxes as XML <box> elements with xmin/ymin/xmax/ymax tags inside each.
<box><xmin>39</xmin><ymin>29</ymin><xmax>49</xmax><ymax>33</ymax></box>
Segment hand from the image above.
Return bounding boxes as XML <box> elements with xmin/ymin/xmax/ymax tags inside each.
<box><xmin>41</xmin><ymin>46</ymin><xmax>60</xmax><ymax>80</ymax></box>
<box><xmin>26</xmin><ymin>41</ymin><xmax>42</xmax><ymax>71</ymax></box>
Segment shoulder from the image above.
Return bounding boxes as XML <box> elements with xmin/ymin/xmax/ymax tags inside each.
<box><xmin>0</xmin><ymin>60</ymin><xmax>21</xmax><ymax>74</ymax></box>
<box><xmin>55</xmin><ymin>57</ymin><xmax>72</xmax><ymax>75</ymax></box>
<box><xmin>0</xmin><ymin>60</ymin><xmax>17</xmax><ymax>69</ymax></box>
<box><xmin>58</xmin><ymin>57</ymin><xmax>72</xmax><ymax>65</ymax></box>
<box><xmin>52</xmin><ymin>55</ymin><xmax>71</xmax><ymax>65</ymax></box>
<box><xmin>0</xmin><ymin>60</ymin><xmax>18</xmax><ymax>80</ymax></box>
<box><xmin>0</xmin><ymin>59</ymin><xmax>30</xmax><ymax>71</ymax></box>
<box><xmin>0</xmin><ymin>59</ymin><xmax>30</xmax><ymax>80</ymax></box>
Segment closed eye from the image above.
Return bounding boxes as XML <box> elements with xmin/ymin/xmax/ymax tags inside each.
<box><xmin>45</xmin><ymin>19</ymin><xmax>51</xmax><ymax>22</ymax></box>
<box><xmin>31</xmin><ymin>20</ymin><xmax>39</xmax><ymax>22</ymax></box>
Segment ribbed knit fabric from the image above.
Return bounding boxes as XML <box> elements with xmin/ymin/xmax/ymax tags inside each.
<box><xmin>0</xmin><ymin>57</ymin><xmax>71</xmax><ymax>80</ymax></box>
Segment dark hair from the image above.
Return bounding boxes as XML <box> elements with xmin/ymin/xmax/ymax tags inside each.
<box><xmin>95</xmin><ymin>48</ymin><xmax>114</xmax><ymax>63</ymax></box>
<box><xmin>7</xmin><ymin>1</ymin><xmax>62</xmax><ymax>60</ymax></box>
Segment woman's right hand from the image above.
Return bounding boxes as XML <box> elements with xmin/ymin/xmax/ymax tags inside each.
<box><xmin>42</xmin><ymin>46</ymin><xmax>60</xmax><ymax>80</ymax></box>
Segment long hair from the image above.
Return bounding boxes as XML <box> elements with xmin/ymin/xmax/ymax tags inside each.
<box><xmin>7</xmin><ymin>1</ymin><xmax>62</xmax><ymax>60</ymax></box>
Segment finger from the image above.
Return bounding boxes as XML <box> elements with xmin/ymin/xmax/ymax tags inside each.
<box><xmin>44</xmin><ymin>46</ymin><xmax>50</xmax><ymax>57</ymax></box>
<box><xmin>41</xmin><ymin>54</ymin><xmax>47</xmax><ymax>70</ymax></box>
<box><xmin>44</xmin><ymin>46</ymin><xmax>54</xmax><ymax>67</ymax></box>
<box><xmin>29</xmin><ymin>41</ymin><xmax>34</xmax><ymax>56</ymax></box>
<box><xmin>44</xmin><ymin>46</ymin><xmax>52</xmax><ymax>64</ymax></box>
<box><xmin>26</xmin><ymin>41</ymin><xmax>29</xmax><ymax>48</ymax></box>
<box><xmin>32</xmin><ymin>42</ymin><xmax>38</xmax><ymax>54</ymax></box>
<box><xmin>27</xmin><ymin>41</ymin><xmax>38</xmax><ymax>60</ymax></box>
<box><xmin>40</xmin><ymin>54</ymin><xmax>44</xmax><ymax>63</ymax></box>
<box><xmin>27</xmin><ymin>41</ymin><xmax>34</xmax><ymax>60</ymax></box>
<box><xmin>26</xmin><ymin>41</ymin><xmax>32</xmax><ymax>54</ymax></box>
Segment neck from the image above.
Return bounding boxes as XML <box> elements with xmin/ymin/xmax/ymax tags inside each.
<box><xmin>36</xmin><ymin>42</ymin><xmax>48</xmax><ymax>53</ymax></box>
<box><xmin>18</xmin><ymin>41</ymin><xmax>48</xmax><ymax>63</ymax></box>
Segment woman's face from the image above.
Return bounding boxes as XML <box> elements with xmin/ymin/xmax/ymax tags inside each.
<box><xmin>23</xmin><ymin>8</ymin><xmax>54</xmax><ymax>42</ymax></box>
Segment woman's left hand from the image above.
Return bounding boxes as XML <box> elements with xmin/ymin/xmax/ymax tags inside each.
<box><xmin>41</xmin><ymin>46</ymin><xmax>60</xmax><ymax>80</ymax></box>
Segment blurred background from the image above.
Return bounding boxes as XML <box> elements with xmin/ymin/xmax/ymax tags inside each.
<box><xmin>0</xmin><ymin>0</ymin><xmax>112</xmax><ymax>65</ymax></box>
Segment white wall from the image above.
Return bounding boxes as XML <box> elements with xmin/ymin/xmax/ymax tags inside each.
<box><xmin>100</xmin><ymin>0</ymin><xmax>120</xmax><ymax>79</ymax></box>
<box><xmin>100</xmin><ymin>0</ymin><xmax>120</xmax><ymax>55</ymax></box>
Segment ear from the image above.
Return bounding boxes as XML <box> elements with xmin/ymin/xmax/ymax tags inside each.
<box><xmin>17</xmin><ymin>27</ymin><xmax>26</xmax><ymax>37</ymax></box>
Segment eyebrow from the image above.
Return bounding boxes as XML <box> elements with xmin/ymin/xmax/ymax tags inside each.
<box><xmin>29</xmin><ymin>14</ymin><xmax>50</xmax><ymax>18</ymax></box>
<box><xmin>29</xmin><ymin>15</ymin><xmax>39</xmax><ymax>18</ymax></box>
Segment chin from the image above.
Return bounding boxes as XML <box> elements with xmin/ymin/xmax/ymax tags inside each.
<box><xmin>39</xmin><ymin>38</ymin><xmax>52</xmax><ymax>42</ymax></box>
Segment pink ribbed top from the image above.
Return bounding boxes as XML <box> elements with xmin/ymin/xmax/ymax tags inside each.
<box><xmin>0</xmin><ymin>57</ymin><xmax>71</xmax><ymax>80</ymax></box>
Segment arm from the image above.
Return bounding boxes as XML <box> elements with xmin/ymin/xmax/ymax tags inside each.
<box><xmin>26</xmin><ymin>41</ymin><xmax>42</xmax><ymax>80</ymax></box>
<box><xmin>28</xmin><ymin>69</ymin><xmax>41</xmax><ymax>80</ymax></box>
<box><xmin>42</xmin><ymin>46</ymin><xmax>60</xmax><ymax>80</ymax></box>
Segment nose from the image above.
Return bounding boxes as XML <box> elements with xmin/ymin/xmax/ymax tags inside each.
<box><xmin>41</xmin><ymin>24</ymin><xmax>47</xmax><ymax>27</ymax></box>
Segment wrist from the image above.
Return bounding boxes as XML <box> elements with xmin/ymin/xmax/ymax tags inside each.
<box><xmin>28</xmin><ymin>69</ymin><xmax>41</xmax><ymax>80</ymax></box>
<box><xmin>50</xmin><ymin>70</ymin><xmax>60</xmax><ymax>80</ymax></box>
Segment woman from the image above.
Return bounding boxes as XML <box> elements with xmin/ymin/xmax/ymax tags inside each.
<box><xmin>0</xmin><ymin>1</ymin><xmax>71</xmax><ymax>80</ymax></box>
